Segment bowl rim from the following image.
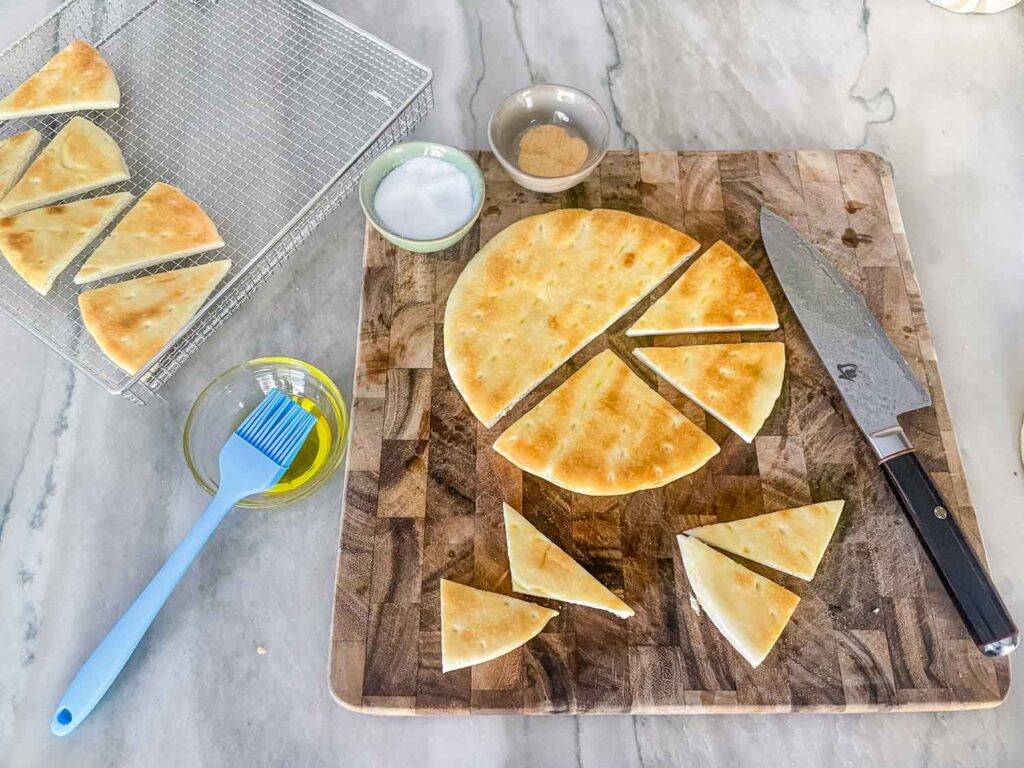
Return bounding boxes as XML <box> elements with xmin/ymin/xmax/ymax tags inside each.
<box><xmin>487</xmin><ymin>82</ymin><xmax>611</xmax><ymax>183</ymax></box>
<box><xmin>358</xmin><ymin>140</ymin><xmax>486</xmax><ymax>246</ymax></box>
<box><xmin>183</xmin><ymin>356</ymin><xmax>349</xmax><ymax>508</ymax></box>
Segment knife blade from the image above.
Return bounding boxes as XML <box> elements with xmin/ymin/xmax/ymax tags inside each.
<box><xmin>760</xmin><ymin>207</ymin><xmax>1018</xmax><ymax>657</ymax></box>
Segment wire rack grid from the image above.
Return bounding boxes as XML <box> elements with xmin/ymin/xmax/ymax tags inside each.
<box><xmin>0</xmin><ymin>0</ymin><xmax>433</xmax><ymax>403</ymax></box>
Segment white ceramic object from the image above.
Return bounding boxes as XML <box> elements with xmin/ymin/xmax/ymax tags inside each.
<box><xmin>487</xmin><ymin>83</ymin><xmax>609</xmax><ymax>194</ymax></box>
<box><xmin>928</xmin><ymin>0</ymin><xmax>1021</xmax><ymax>13</ymax></box>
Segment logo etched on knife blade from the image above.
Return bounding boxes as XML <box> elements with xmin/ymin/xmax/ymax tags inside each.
<box><xmin>837</xmin><ymin>363</ymin><xmax>859</xmax><ymax>381</ymax></box>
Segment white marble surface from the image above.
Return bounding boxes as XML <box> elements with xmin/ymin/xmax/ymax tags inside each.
<box><xmin>1</xmin><ymin>0</ymin><xmax>1023</xmax><ymax>765</ymax></box>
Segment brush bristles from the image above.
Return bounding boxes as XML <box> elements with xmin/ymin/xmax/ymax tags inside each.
<box><xmin>236</xmin><ymin>389</ymin><xmax>317</xmax><ymax>465</ymax></box>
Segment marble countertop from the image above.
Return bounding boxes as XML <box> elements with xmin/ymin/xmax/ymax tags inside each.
<box><xmin>2</xmin><ymin>1</ymin><xmax>1023</xmax><ymax>765</ymax></box>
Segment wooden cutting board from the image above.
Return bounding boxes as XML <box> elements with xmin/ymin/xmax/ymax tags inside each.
<box><xmin>329</xmin><ymin>150</ymin><xmax>1010</xmax><ymax>714</ymax></box>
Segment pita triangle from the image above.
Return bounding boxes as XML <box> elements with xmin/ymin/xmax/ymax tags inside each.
<box><xmin>687</xmin><ymin>501</ymin><xmax>844</xmax><ymax>581</ymax></box>
<box><xmin>0</xmin><ymin>192</ymin><xmax>132</xmax><ymax>294</ymax></box>
<box><xmin>503</xmin><ymin>503</ymin><xmax>634</xmax><ymax>618</ymax></box>
<box><xmin>0</xmin><ymin>117</ymin><xmax>129</xmax><ymax>215</ymax></box>
<box><xmin>635</xmin><ymin>342</ymin><xmax>785</xmax><ymax>443</ymax></box>
<box><xmin>75</xmin><ymin>182</ymin><xmax>224</xmax><ymax>283</ymax></box>
<box><xmin>0</xmin><ymin>40</ymin><xmax>120</xmax><ymax>120</ymax></box>
<box><xmin>0</xmin><ymin>129</ymin><xmax>41</xmax><ymax>199</ymax></box>
<box><xmin>440</xmin><ymin>579</ymin><xmax>557</xmax><ymax>672</ymax></box>
<box><xmin>78</xmin><ymin>260</ymin><xmax>230</xmax><ymax>374</ymax></box>
<box><xmin>493</xmin><ymin>350</ymin><xmax>719</xmax><ymax>496</ymax></box>
<box><xmin>677</xmin><ymin>535</ymin><xmax>799</xmax><ymax>668</ymax></box>
<box><xmin>628</xmin><ymin>241</ymin><xmax>778</xmax><ymax>336</ymax></box>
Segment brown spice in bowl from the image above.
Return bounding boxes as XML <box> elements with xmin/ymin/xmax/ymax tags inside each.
<box><xmin>516</xmin><ymin>124</ymin><xmax>589</xmax><ymax>177</ymax></box>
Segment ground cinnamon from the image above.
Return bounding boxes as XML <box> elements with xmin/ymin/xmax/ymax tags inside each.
<box><xmin>516</xmin><ymin>124</ymin><xmax>589</xmax><ymax>177</ymax></box>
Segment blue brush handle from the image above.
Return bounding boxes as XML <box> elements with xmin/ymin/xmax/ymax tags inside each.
<box><xmin>50</xmin><ymin>484</ymin><xmax>246</xmax><ymax>736</ymax></box>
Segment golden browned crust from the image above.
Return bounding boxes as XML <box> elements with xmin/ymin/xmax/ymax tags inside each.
<box><xmin>444</xmin><ymin>209</ymin><xmax>700</xmax><ymax>427</ymax></box>
<box><xmin>0</xmin><ymin>192</ymin><xmax>131</xmax><ymax>294</ymax></box>
<box><xmin>493</xmin><ymin>350</ymin><xmax>719</xmax><ymax>496</ymax></box>
<box><xmin>503</xmin><ymin>503</ymin><xmax>634</xmax><ymax>618</ymax></box>
<box><xmin>687</xmin><ymin>500</ymin><xmax>845</xmax><ymax>581</ymax></box>
<box><xmin>0</xmin><ymin>40</ymin><xmax>119</xmax><ymax>119</ymax></box>
<box><xmin>629</xmin><ymin>240</ymin><xmax>778</xmax><ymax>336</ymax></box>
<box><xmin>635</xmin><ymin>342</ymin><xmax>785</xmax><ymax>443</ymax></box>
<box><xmin>0</xmin><ymin>117</ymin><xmax>129</xmax><ymax>215</ymax></box>
<box><xmin>440</xmin><ymin>579</ymin><xmax>557</xmax><ymax>672</ymax></box>
<box><xmin>677</xmin><ymin>535</ymin><xmax>799</xmax><ymax>668</ymax></box>
<box><xmin>78</xmin><ymin>259</ymin><xmax>230</xmax><ymax>374</ymax></box>
<box><xmin>75</xmin><ymin>182</ymin><xmax>224</xmax><ymax>283</ymax></box>
<box><xmin>0</xmin><ymin>129</ymin><xmax>41</xmax><ymax>199</ymax></box>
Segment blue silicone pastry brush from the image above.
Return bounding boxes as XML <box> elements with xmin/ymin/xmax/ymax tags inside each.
<box><xmin>50</xmin><ymin>388</ymin><xmax>316</xmax><ymax>736</ymax></box>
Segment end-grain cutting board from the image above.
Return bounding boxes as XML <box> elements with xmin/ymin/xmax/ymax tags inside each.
<box><xmin>329</xmin><ymin>150</ymin><xmax>1010</xmax><ymax>714</ymax></box>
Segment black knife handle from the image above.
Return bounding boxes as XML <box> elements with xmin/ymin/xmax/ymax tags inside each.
<box><xmin>880</xmin><ymin>450</ymin><xmax>1019</xmax><ymax>656</ymax></box>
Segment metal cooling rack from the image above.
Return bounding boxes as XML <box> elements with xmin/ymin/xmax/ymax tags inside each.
<box><xmin>0</xmin><ymin>0</ymin><xmax>432</xmax><ymax>403</ymax></box>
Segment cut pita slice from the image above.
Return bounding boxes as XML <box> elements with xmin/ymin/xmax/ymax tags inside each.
<box><xmin>503</xmin><ymin>503</ymin><xmax>634</xmax><ymax>618</ymax></box>
<box><xmin>445</xmin><ymin>209</ymin><xmax>699</xmax><ymax>427</ymax></box>
<box><xmin>440</xmin><ymin>579</ymin><xmax>557</xmax><ymax>672</ymax></box>
<box><xmin>75</xmin><ymin>182</ymin><xmax>224</xmax><ymax>283</ymax></box>
<box><xmin>677</xmin><ymin>535</ymin><xmax>799</xmax><ymax>668</ymax></box>
<box><xmin>78</xmin><ymin>259</ymin><xmax>230</xmax><ymax>374</ymax></box>
<box><xmin>0</xmin><ymin>40</ymin><xmax>119</xmax><ymax>120</ymax></box>
<box><xmin>0</xmin><ymin>117</ymin><xmax>129</xmax><ymax>215</ymax></box>
<box><xmin>494</xmin><ymin>349</ymin><xmax>719</xmax><ymax>496</ymax></box>
<box><xmin>0</xmin><ymin>129</ymin><xmax>41</xmax><ymax>199</ymax></box>
<box><xmin>628</xmin><ymin>240</ymin><xmax>778</xmax><ymax>336</ymax></box>
<box><xmin>635</xmin><ymin>342</ymin><xmax>785</xmax><ymax>443</ymax></box>
<box><xmin>687</xmin><ymin>501</ymin><xmax>844</xmax><ymax>581</ymax></box>
<box><xmin>0</xmin><ymin>192</ymin><xmax>131</xmax><ymax>294</ymax></box>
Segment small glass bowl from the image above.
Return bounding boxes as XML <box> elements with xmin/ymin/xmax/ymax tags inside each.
<box><xmin>183</xmin><ymin>357</ymin><xmax>348</xmax><ymax>508</ymax></box>
<box><xmin>488</xmin><ymin>83</ymin><xmax>610</xmax><ymax>194</ymax></box>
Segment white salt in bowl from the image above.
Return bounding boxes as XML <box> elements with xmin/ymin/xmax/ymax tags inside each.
<box><xmin>358</xmin><ymin>141</ymin><xmax>485</xmax><ymax>253</ymax></box>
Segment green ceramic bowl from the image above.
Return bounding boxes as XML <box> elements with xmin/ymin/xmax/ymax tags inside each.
<box><xmin>358</xmin><ymin>141</ymin><xmax>485</xmax><ymax>253</ymax></box>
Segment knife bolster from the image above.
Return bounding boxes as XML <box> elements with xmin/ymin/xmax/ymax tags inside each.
<box><xmin>868</xmin><ymin>425</ymin><xmax>913</xmax><ymax>460</ymax></box>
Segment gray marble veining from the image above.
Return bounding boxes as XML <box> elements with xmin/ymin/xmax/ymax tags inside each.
<box><xmin>1</xmin><ymin>1</ymin><xmax>1023</xmax><ymax>766</ymax></box>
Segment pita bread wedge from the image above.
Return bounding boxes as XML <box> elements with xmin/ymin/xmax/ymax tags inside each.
<box><xmin>503</xmin><ymin>503</ymin><xmax>634</xmax><ymax>618</ymax></box>
<box><xmin>687</xmin><ymin>501</ymin><xmax>844</xmax><ymax>581</ymax></box>
<box><xmin>75</xmin><ymin>183</ymin><xmax>224</xmax><ymax>283</ymax></box>
<box><xmin>635</xmin><ymin>342</ymin><xmax>785</xmax><ymax>443</ymax></box>
<box><xmin>0</xmin><ymin>40</ymin><xmax>119</xmax><ymax>120</ymax></box>
<box><xmin>494</xmin><ymin>350</ymin><xmax>719</xmax><ymax>496</ymax></box>
<box><xmin>0</xmin><ymin>129</ymin><xmax>41</xmax><ymax>199</ymax></box>
<box><xmin>0</xmin><ymin>192</ymin><xmax>131</xmax><ymax>294</ymax></box>
<box><xmin>0</xmin><ymin>117</ymin><xmax>129</xmax><ymax>215</ymax></box>
<box><xmin>629</xmin><ymin>241</ymin><xmax>778</xmax><ymax>336</ymax></box>
<box><xmin>444</xmin><ymin>209</ymin><xmax>699</xmax><ymax>427</ymax></box>
<box><xmin>440</xmin><ymin>579</ymin><xmax>557</xmax><ymax>672</ymax></box>
<box><xmin>677</xmin><ymin>535</ymin><xmax>799</xmax><ymax>668</ymax></box>
<box><xmin>78</xmin><ymin>260</ymin><xmax>230</xmax><ymax>374</ymax></box>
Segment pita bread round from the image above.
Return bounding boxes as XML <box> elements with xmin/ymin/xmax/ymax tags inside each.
<box><xmin>444</xmin><ymin>209</ymin><xmax>699</xmax><ymax>427</ymax></box>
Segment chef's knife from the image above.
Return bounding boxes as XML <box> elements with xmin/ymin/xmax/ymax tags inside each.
<box><xmin>760</xmin><ymin>208</ymin><xmax>1018</xmax><ymax>657</ymax></box>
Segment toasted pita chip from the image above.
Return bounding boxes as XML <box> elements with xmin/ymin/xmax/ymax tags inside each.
<box><xmin>0</xmin><ymin>40</ymin><xmax>119</xmax><ymax>120</ymax></box>
<box><xmin>0</xmin><ymin>129</ymin><xmax>41</xmax><ymax>199</ymax></box>
<box><xmin>687</xmin><ymin>501</ymin><xmax>844</xmax><ymax>581</ymax></box>
<box><xmin>75</xmin><ymin>182</ymin><xmax>224</xmax><ymax>283</ymax></box>
<box><xmin>677</xmin><ymin>535</ymin><xmax>799</xmax><ymax>668</ymax></box>
<box><xmin>494</xmin><ymin>350</ymin><xmax>719</xmax><ymax>496</ymax></box>
<box><xmin>0</xmin><ymin>192</ymin><xmax>131</xmax><ymax>294</ymax></box>
<box><xmin>629</xmin><ymin>241</ymin><xmax>778</xmax><ymax>336</ymax></box>
<box><xmin>440</xmin><ymin>579</ymin><xmax>557</xmax><ymax>672</ymax></box>
<box><xmin>503</xmin><ymin>503</ymin><xmax>633</xmax><ymax>618</ymax></box>
<box><xmin>444</xmin><ymin>209</ymin><xmax>699</xmax><ymax>427</ymax></box>
<box><xmin>0</xmin><ymin>117</ymin><xmax>129</xmax><ymax>215</ymax></box>
<box><xmin>635</xmin><ymin>342</ymin><xmax>785</xmax><ymax>442</ymax></box>
<box><xmin>78</xmin><ymin>260</ymin><xmax>230</xmax><ymax>374</ymax></box>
